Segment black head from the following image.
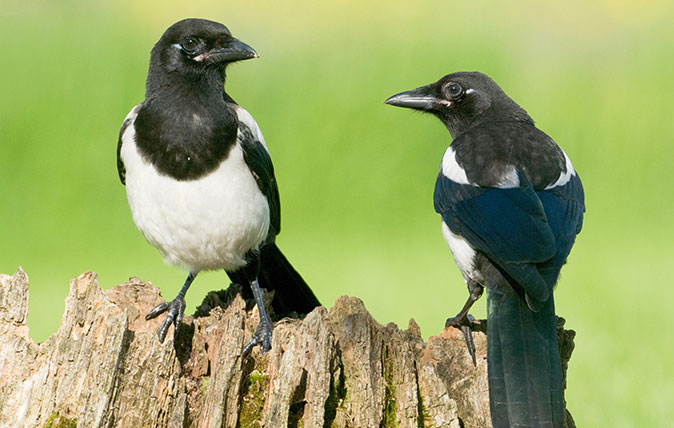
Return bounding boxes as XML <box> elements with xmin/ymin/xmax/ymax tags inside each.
<box><xmin>146</xmin><ymin>18</ymin><xmax>258</xmax><ymax>95</ymax></box>
<box><xmin>385</xmin><ymin>71</ymin><xmax>533</xmax><ymax>138</ymax></box>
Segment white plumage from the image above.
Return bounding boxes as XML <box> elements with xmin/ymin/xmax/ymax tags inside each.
<box><xmin>442</xmin><ymin>145</ymin><xmax>520</xmax><ymax>189</ymax></box>
<box><xmin>232</xmin><ymin>104</ymin><xmax>268</xmax><ymax>150</ymax></box>
<box><xmin>545</xmin><ymin>149</ymin><xmax>577</xmax><ymax>190</ymax></box>
<box><xmin>441</xmin><ymin>146</ymin><xmax>471</xmax><ymax>185</ymax></box>
<box><xmin>119</xmin><ymin>105</ymin><xmax>270</xmax><ymax>272</ymax></box>
<box><xmin>441</xmin><ymin>221</ymin><xmax>483</xmax><ymax>284</ymax></box>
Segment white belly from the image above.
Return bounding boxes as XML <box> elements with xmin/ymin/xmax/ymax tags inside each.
<box><xmin>120</xmin><ymin>127</ymin><xmax>270</xmax><ymax>272</ymax></box>
<box><xmin>441</xmin><ymin>221</ymin><xmax>483</xmax><ymax>284</ymax></box>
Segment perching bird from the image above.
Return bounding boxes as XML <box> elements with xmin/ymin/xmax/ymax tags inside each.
<box><xmin>386</xmin><ymin>72</ymin><xmax>584</xmax><ymax>428</ymax></box>
<box><xmin>116</xmin><ymin>18</ymin><xmax>320</xmax><ymax>353</ymax></box>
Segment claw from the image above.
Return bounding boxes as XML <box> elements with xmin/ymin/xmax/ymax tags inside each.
<box><xmin>242</xmin><ymin>276</ymin><xmax>274</xmax><ymax>356</ymax></box>
<box><xmin>446</xmin><ymin>313</ymin><xmax>477</xmax><ymax>366</ymax></box>
<box><xmin>146</xmin><ymin>297</ymin><xmax>186</xmax><ymax>343</ymax></box>
<box><xmin>145</xmin><ymin>301</ymin><xmax>170</xmax><ymax>320</ymax></box>
<box><xmin>242</xmin><ymin>317</ymin><xmax>273</xmax><ymax>356</ymax></box>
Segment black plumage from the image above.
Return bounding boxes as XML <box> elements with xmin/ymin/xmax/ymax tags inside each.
<box><xmin>452</xmin><ymin>122</ymin><xmax>567</xmax><ymax>189</ymax></box>
<box><xmin>117</xmin><ymin>18</ymin><xmax>319</xmax><ymax>352</ymax></box>
<box><xmin>386</xmin><ymin>71</ymin><xmax>585</xmax><ymax>428</ymax></box>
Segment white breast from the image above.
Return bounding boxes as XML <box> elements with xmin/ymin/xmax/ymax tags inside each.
<box><xmin>119</xmin><ymin>107</ymin><xmax>270</xmax><ymax>272</ymax></box>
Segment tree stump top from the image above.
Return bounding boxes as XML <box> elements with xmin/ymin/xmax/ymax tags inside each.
<box><xmin>0</xmin><ymin>269</ymin><xmax>574</xmax><ymax>427</ymax></box>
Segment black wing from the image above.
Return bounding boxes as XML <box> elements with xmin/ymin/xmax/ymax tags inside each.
<box><xmin>237</xmin><ymin>122</ymin><xmax>281</xmax><ymax>239</ymax></box>
<box><xmin>435</xmin><ymin>170</ymin><xmax>556</xmax><ymax>304</ymax></box>
<box><xmin>535</xmin><ymin>173</ymin><xmax>585</xmax><ymax>285</ymax></box>
<box><xmin>117</xmin><ymin>104</ymin><xmax>142</xmax><ymax>185</ymax></box>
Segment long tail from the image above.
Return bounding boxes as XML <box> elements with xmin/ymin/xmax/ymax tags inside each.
<box><xmin>486</xmin><ymin>284</ymin><xmax>564</xmax><ymax>428</ymax></box>
<box><xmin>257</xmin><ymin>243</ymin><xmax>321</xmax><ymax>315</ymax></box>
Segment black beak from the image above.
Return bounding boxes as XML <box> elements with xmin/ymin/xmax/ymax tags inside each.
<box><xmin>385</xmin><ymin>87</ymin><xmax>445</xmax><ymax>110</ymax></box>
<box><xmin>206</xmin><ymin>39</ymin><xmax>259</xmax><ymax>63</ymax></box>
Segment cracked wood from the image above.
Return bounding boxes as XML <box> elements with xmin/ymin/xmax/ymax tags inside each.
<box><xmin>0</xmin><ymin>269</ymin><xmax>576</xmax><ymax>427</ymax></box>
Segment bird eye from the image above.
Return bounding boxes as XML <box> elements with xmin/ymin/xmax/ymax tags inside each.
<box><xmin>181</xmin><ymin>37</ymin><xmax>200</xmax><ymax>54</ymax></box>
<box><xmin>446</xmin><ymin>83</ymin><xmax>464</xmax><ymax>99</ymax></box>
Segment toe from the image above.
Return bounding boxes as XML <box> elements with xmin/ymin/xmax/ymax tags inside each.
<box><xmin>460</xmin><ymin>325</ymin><xmax>477</xmax><ymax>366</ymax></box>
<box><xmin>261</xmin><ymin>337</ymin><xmax>272</xmax><ymax>354</ymax></box>
<box><xmin>158</xmin><ymin>313</ymin><xmax>174</xmax><ymax>343</ymax></box>
<box><xmin>241</xmin><ymin>321</ymin><xmax>274</xmax><ymax>356</ymax></box>
<box><xmin>260</xmin><ymin>323</ymin><xmax>273</xmax><ymax>354</ymax></box>
<box><xmin>242</xmin><ymin>337</ymin><xmax>258</xmax><ymax>356</ymax></box>
<box><xmin>146</xmin><ymin>301</ymin><xmax>170</xmax><ymax>320</ymax></box>
<box><xmin>148</xmin><ymin>297</ymin><xmax>187</xmax><ymax>343</ymax></box>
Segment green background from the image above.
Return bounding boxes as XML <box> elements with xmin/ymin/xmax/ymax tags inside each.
<box><xmin>2</xmin><ymin>0</ymin><xmax>673</xmax><ymax>426</ymax></box>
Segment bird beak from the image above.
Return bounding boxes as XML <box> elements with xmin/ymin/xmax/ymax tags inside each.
<box><xmin>385</xmin><ymin>87</ymin><xmax>448</xmax><ymax>110</ymax></box>
<box><xmin>200</xmin><ymin>39</ymin><xmax>259</xmax><ymax>63</ymax></box>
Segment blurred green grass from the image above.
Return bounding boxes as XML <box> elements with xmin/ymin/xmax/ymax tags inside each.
<box><xmin>2</xmin><ymin>0</ymin><xmax>674</xmax><ymax>426</ymax></box>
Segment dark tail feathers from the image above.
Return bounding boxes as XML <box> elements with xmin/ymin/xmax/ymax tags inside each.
<box><xmin>487</xmin><ymin>284</ymin><xmax>565</xmax><ymax>428</ymax></box>
<box><xmin>257</xmin><ymin>243</ymin><xmax>320</xmax><ymax>316</ymax></box>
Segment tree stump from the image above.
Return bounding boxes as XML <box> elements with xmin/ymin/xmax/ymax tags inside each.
<box><xmin>0</xmin><ymin>269</ymin><xmax>576</xmax><ymax>427</ymax></box>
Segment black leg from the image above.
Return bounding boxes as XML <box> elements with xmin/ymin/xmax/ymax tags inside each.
<box><xmin>242</xmin><ymin>277</ymin><xmax>274</xmax><ymax>355</ymax></box>
<box><xmin>146</xmin><ymin>271</ymin><xmax>197</xmax><ymax>343</ymax></box>
<box><xmin>445</xmin><ymin>279</ymin><xmax>483</xmax><ymax>366</ymax></box>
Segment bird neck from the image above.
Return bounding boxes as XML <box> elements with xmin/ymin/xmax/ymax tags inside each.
<box><xmin>134</xmin><ymin>68</ymin><xmax>240</xmax><ymax>181</ymax></box>
<box><xmin>445</xmin><ymin>103</ymin><xmax>534</xmax><ymax>139</ymax></box>
<box><xmin>146</xmin><ymin>66</ymin><xmax>227</xmax><ymax>103</ymax></box>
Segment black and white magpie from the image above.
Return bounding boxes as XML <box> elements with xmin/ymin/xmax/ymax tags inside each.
<box><xmin>386</xmin><ymin>72</ymin><xmax>585</xmax><ymax>428</ymax></box>
<box><xmin>116</xmin><ymin>18</ymin><xmax>320</xmax><ymax>353</ymax></box>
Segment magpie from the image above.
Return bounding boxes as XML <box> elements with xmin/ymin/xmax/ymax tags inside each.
<box><xmin>386</xmin><ymin>72</ymin><xmax>585</xmax><ymax>428</ymax></box>
<box><xmin>116</xmin><ymin>18</ymin><xmax>320</xmax><ymax>353</ymax></box>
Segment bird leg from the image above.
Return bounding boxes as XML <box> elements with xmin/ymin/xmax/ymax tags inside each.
<box><xmin>242</xmin><ymin>278</ymin><xmax>273</xmax><ymax>355</ymax></box>
<box><xmin>445</xmin><ymin>279</ymin><xmax>484</xmax><ymax>366</ymax></box>
<box><xmin>146</xmin><ymin>271</ymin><xmax>197</xmax><ymax>343</ymax></box>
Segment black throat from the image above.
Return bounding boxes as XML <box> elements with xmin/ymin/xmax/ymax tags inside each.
<box><xmin>133</xmin><ymin>68</ymin><xmax>239</xmax><ymax>181</ymax></box>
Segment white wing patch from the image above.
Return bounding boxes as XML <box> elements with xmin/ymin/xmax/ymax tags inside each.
<box><xmin>496</xmin><ymin>167</ymin><xmax>520</xmax><ymax>189</ymax></box>
<box><xmin>124</xmin><ymin>104</ymin><xmax>141</xmax><ymax>123</ymax></box>
<box><xmin>441</xmin><ymin>147</ymin><xmax>471</xmax><ymax>185</ymax></box>
<box><xmin>232</xmin><ymin>104</ymin><xmax>268</xmax><ymax>151</ymax></box>
<box><xmin>442</xmin><ymin>146</ymin><xmax>521</xmax><ymax>189</ymax></box>
<box><xmin>545</xmin><ymin>149</ymin><xmax>576</xmax><ymax>190</ymax></box>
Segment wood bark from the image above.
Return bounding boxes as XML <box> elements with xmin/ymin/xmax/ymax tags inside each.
<box><xmin>0</xmin><ymin>269</ymin><xmax>576</xmax><ymax>428</ymax></box>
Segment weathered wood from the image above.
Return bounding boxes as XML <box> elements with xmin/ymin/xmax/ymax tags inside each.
<box><xmin>0</xmin><ymin>269</ymin><xmax>576</xmax><ymax>427</ymax></box>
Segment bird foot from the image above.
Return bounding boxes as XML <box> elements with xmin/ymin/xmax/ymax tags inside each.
<box><xmin>445</xmin><ymin>313</ymin><xmax>477</xmax><ymax>366</ymax></box>
<box><xmin>242</xmin><ymin>316</ymin><xmax>273</xmax><ymax>356</ymax></box>
<box><xmin>146</xmin><ymin>296</ymin><xmax>186</xmax><ymax>343</ymax></box>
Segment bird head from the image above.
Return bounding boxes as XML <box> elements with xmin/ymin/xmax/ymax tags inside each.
<box><xmin>385</xmin><ymin>71</ymin><xmax>532</xmax><ymax>138</ymax></box>
<box><xmin>147</xmin><ymin>18</ymin><xmax>258</xmax><ymax>91</ymax></box>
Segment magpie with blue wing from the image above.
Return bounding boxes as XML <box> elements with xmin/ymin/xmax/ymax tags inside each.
<box><xmin>117</xmin><ymin>18</ymin><xmax>320</xmax><ymax>353</ymax></box>
<box><xmin>385</xmin><ymin>72</ymin><xmax>584</xmax><ymax>428</ymax></box>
